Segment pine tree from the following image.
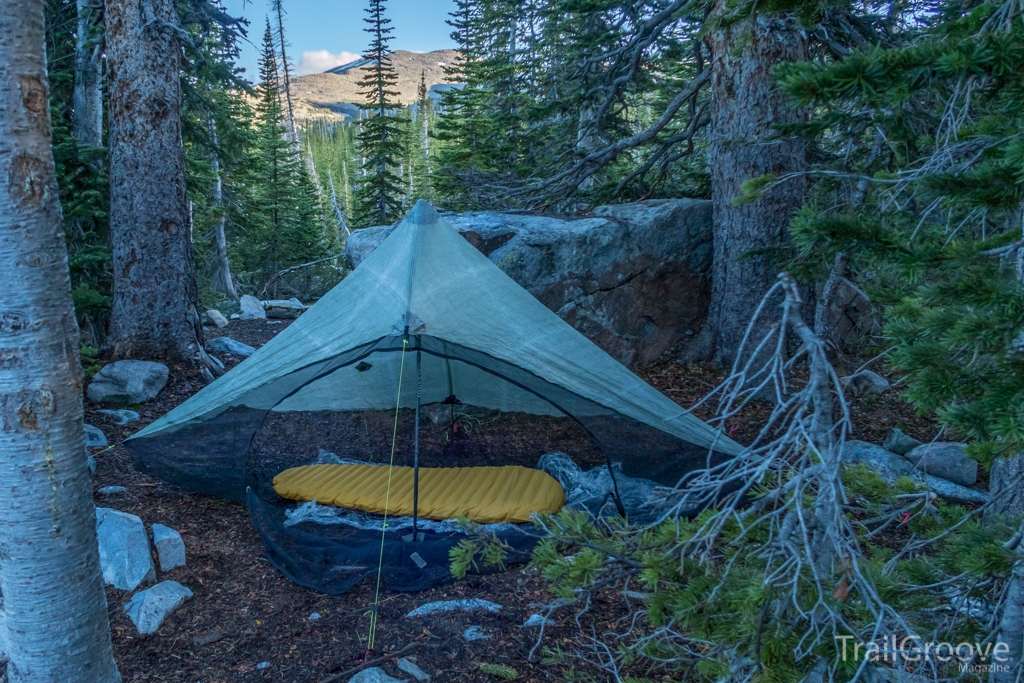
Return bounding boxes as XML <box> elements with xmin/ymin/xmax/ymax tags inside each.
<box><xmin>238</xmin><ymin>20</ymin><xmax>326</xmax><ymax>294</ymax></box>
<box><xmin>410</xmin><ymin>71</ymin><xmax>433</xmax><ymax>201</ymax></box>
<box><xmin>353</xmin><ymin>0</ymin><xmax>408</xmax><ymax>227</ymax></box>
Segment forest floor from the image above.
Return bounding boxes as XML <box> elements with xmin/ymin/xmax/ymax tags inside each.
<box><xmin>82</xmin><ymin>319</ymin><xmax>944</xmax><ymax>683</ymax></box>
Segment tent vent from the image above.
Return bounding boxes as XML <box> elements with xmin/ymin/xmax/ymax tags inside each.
<box><xmin>355</xmin><ymin>361</ymin><xmax>372</xmax><ymax>372</ymax></box>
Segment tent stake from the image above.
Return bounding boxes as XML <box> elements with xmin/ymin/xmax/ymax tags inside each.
<box><xmin>413</xmin><ymin>341</ymin><xmax>421</xmax><ymax>535</ymax></box>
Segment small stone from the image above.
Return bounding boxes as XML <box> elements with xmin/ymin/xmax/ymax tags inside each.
<box><xmin>462</xmin><ymin>625</ymin><xmax>490</xmax><ymax>641</ymax></box>
<box><xmin>192</xmin><ymin>627</ymin><xmax>226</xmax><ymax>645</ymax></box>
<box><xmin>882</xmin><ymin>428</ymin><xmax>922</xmax><ymax>456</ymax></box>
<box><xmin>229</xmin><ymin>313</ymin><xmax>240</xmax><ymax>320</ymax></box>
<box><xmin>904</xmin><ymin>442</ymin><xmax>978</xmax><ymax>486</ymax></box>
<box><xmin>308</xmin><ymin>612</ymin><xmax>321</xmax><ymax>620</ymax></box>
<box><xmin>206</xmin><ymin>309</ymin><xmax>229</xmax><ymax>328</ymax></box>
<box><xmin>97</xmin><ymin>409</ymin><xmax>140</xmax><ymax>425</ymax></box>
<box><xmin>87</xmin><ymin>360</ymin><xmax>169</xmax><ymax>405</ymax></box>
<box><xmin>88</xmin><ymin>454</ymin><xmax>97</xmax><ymax>476</ymax></box>
<box><xmin>84</xmin><ymin>424</ymin><xmax>107</xmax><ymax>447</ymax></box>
<box><xmin>256</xmin><ymin>662</ymin><xmax>269</xmax><ymax>670</ymax></box>
<box><xmin>397</xmin><ymin>657</ymin><xmax>431</xmax><ymax>681</ymax></box>
<box><xmin>841</xmin><ymin>370</ymin><xmax>890</xmax><ymax>398</ymax></box>
<box><xmin>523</xmin><ymin>614</ymin><xmax>551</xmax><ymax>628</ymax></box>
<box><xmin>238</xmin><ymin>295</ymin><xmax>266</xmax><ymax>320</ymax></box>
<box><xmin>405</xmin><ymin>599</ymin><xmax>501</xmax><ymax>618</ymax></box>
<box><xmin>152</xmin><ymin>524</ymin><xmax>186</xmax><ymax>571</ymax></box>
<box><xmin>97</xmin><ymin>486</ymin><xmax>128</xmax><ymax>496</ymax></box>
<box><xmin>124</xmin><ymin>581</ymin><xmax>192</xmax><ymax>635</ymax></box>
<box><xmin>96</xmin><ymin>508</ymin><xmax>156</xmax><ymax>591</ymax></box>
<box><xmin>348</xmin><ymin>667</ymin><xmax>408</xmax><ymax>683</ymax></box>
<box><xmin>205</xmin><ymin>336</ymin><xmax>256</xmax><ymax>358</ymax></box>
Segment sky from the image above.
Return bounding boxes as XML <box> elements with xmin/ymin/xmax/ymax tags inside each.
<box><xmin>221</xmin><ymin>0</ymin><xmax>458</xmax><ymax>80</ymax></box>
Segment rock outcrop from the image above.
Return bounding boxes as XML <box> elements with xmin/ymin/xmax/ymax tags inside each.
<box><xmin>346</xmin><ymin>199</ymin><xmax>713</xmax><ymax>368</ymax></box>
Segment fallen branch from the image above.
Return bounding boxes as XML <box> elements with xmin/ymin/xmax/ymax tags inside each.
<box><xmin>259</xmin><ymin>251</ymin><xmax>346</xmax><ymax>298</ymax></box>
<box><xmin>319</xmin><ymin>642</ymin><xmax>422</xmax><ymax>683</ymax></box>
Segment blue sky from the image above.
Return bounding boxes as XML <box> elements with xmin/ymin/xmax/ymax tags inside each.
<box><xmin>222</xmin><ymin>0</ymin><xmax>458</xmax><ymax>80</ymax></box>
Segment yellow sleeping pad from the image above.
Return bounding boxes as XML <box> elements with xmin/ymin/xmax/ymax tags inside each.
<box><xmin>273</xmin><ymin>464</ymin><xmax>565</xmax><ymax>524</ymax></box>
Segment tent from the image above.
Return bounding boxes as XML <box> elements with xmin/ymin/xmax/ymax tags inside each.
<box><xmin>125</xmin><ymin>200</ymin><xmax>742</xmax><ymax>592</ymax></box>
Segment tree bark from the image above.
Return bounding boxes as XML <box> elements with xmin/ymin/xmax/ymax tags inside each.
<box><xmin>105</xmin><ymin>0</ymin><xmax>207</xmax><ymax>370</ymax></box>
<box><xmin>705</xmin><ymin>6</ymin><xmax>809</xmax><ymax>366</ymax></box>
<box><xmin>0</xmin><ymin>2</ymin><xmax>121</xmax><ymax>681</ymax></box>
<box><xmin>208</xmin><ymin>119</ymin><xmax>237</xmax><ymax>299</ymax></box>
<box><xmin>73</xmin><ymin>0</ymin><xmax>103</xmax><ymax>147</ymax></box>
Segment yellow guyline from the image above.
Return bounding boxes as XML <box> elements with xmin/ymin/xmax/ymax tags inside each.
<box><xmin>366</xmin><ymin>337</ymin><xmax>409</xmax><ymax>652</ymax></box>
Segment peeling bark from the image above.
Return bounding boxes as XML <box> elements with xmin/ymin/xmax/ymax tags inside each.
<box><xmin>0</xmin><ymin>2</ymin><xmax>120</xmax><ymax>680</ymax></box>
<box><xmin>105</xmin><ymin>0</ymin><xmax>207</xmax><ymax>369</ymax></box>
<box><xmin>706</xmin><ymin>6</ymin><xmax>809</xmax><ymax>366</ymax></box>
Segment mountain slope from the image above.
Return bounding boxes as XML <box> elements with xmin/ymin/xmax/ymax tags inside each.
<box><xmin>291</xmin><ymin>49</ymin><xmax>459</xmax><ymax>121</ymax></box>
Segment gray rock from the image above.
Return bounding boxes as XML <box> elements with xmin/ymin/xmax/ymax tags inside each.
<box><xmin>348</xmin><ymin>667</ymin><xmax>409</xmax><ymax>683</ymax></box>
<box><xmin>397</xmin><ymin>657</ymin><xmax>431</xmax><ymax>681</ymax></box>
<box><xmin>882</xmin><ymin>428</ymin><xmax>922</xmax><ymax>456</ymax></box>
<box><xmin>96</xmin><ymin>508</ymin><xmax>156</xmax><ymax>591</ymax></box>
<box><xmin>88</xmin><ymin>454</ymin><xmax>97</xmax><ymax>476</ymax></box>
<box><xmin>308</xmin><ymin>612</ymin><xmax>321</xmax><ymax>620</ymax></box>
<box><xmin>262</xmin><ymin>298</ymin><xmax>307</xmax><ymax>319</ymax></box>
<box><xmin>346</xmin><ymin>199</ymin><xmax>714</xmax><ymax>368</ymax></box>
<box><xmin>462</xmin><ymin>625</ymin><xmax>490</xmax><ymax>641</ymax></box>
<box><xmin>206</xmin><ymin>309</ymin><xmax>229</xmax><ymax>328</ymax></box>
<box><xmin>904</xmin><ymin>442</ymin><xmax>977</xmax><ymax>486</ymax></box>
<box><xmin>405</xmin><ymin>598</ymin><xmax>502</xmax><ymax>618</ymax></box>
<box><xmin>0</xmin><ymin>608</ymin><xmax>8</xmax><ymax>665</ymax></box>
<box><xmin>523</xmin><ymin>614</ymin><xmax>551</xmax><ymax>628</ymax></box>
<box><xmin>84</xmin><ymin>424</ymin><xmax>107</xmax><ymax>448</ymax></box>
<box><xmin>87</xmin><ymin>360</ymin><xmax>169</xmax><ymax>405</ymax></box>
<box><xmin>238</xmin><ymin>294</ymin><xmax>266</xmax><ymax>320</ymax></box>
<box><xmin>97</xmin><ymin>409</ymin><xmax>140</xmax><ymax>425</ymax></box>
<box><xmin>123</xmin><ymin>580</ymin><xmax>192</xmax><ymax>635</ymax></box>
<box><xmin>841</xmin><ymin>441</ymin><xmax>987</xmax><ymax>505</ymax></box>
<box><xmin>97</xmin><ymin>486</ymin><xmax>128</xmax><ymax>496</ymax></box>
<box><xmin>152</xmin><ymin>524</ymin><xmax>186</xmax><ymax>571</ymax></box>
<box><xmin>205</xmin><ymin>336</ymin><xmax>256</xmax><ymax>358</ymax></box>
<box><xmin>256</xmin><ymin>662</ymin><xmax>269</xmax><ymax>670</ymax></box>
<box><xmin>842</xmin><ymin>370</ymin><xmax>890</xmax><ymax>398</ymax></box>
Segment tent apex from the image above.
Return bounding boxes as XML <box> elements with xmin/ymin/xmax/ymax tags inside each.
<box><xmin>407</xmin><ymin>199</ymin><xmax>441</xmax><ymax>225</ymax></box>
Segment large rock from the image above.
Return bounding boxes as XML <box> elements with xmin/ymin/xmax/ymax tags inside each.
<box><xmin>96</xmin><ymin>408</ymin><xmax>140</xmax><ymax>425</ymax></box>
<box><xmin>841</xmin><ymin>370</ymin><xmax>890</xmax><ymax>398</ymax></box>
<box><xmin>238</xmin><ymin>294</ymin><xmax>266</xmax><ymax>320</ymax></box>
<box><xmin>84</xmin><ymin>424</ymin><xmax>107</xmax><ymax>448</ymax></box>
<box><xmin>205</xmin><ymin>336</ymin><xmax>256</xmax><ymax>358</ymax></box>
<box><xmin>151</xmin><ymin>524</ymin><xmax>186</xmax><ymax>571</ymax></box>
<box><xmin>882</xmin><ymin>428</ymin><xmax>922</xmax><ymax>456</ymax></box>
<box><xmin>206</xmin><ymin>309</ymin><xmax>229</xmax><ymax>328</ymax></box>
<box><xmin>96</xmin><ymin>508</ymin><xmax>156</xmax><ymax>591</ymax></box>
<box><xmin>87</xmin><ymin>360</ymin><xmax>169</xmax><ymax>405</ymax></box>
<box><xmin>262</xmin><ymin>298</ymin><xmax>307</xmax><ymax>319</ymax></box>
<box><xmin>346</xmin><ymin>199</ymin><xmax>713</xmax><ymax>368</ymax></box>
<box><xmin>840</xmin><ymin>441</ymin><xmax>987</xmax><ymax>505</ymax></box>
<box><xmin>123</xmin><ymin>581</ymin><xmax>193</xmax><ymax>635</ymax></box>
<box><xmin>904</xmin><ymin>442</ymin><xmax>977</xmax><ymax>486</ymax></box>
<box><xmin>348</xmin><ymin>668</ymin><xmax>408</xmax><ymax>683</ymax></box>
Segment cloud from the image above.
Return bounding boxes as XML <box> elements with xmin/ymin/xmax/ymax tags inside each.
<box><xmin>296</xmin><ymin>50</ymin><xmax>362</xmax><ymax>75</ymax></box>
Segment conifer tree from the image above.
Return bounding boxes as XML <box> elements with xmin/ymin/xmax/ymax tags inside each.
<box><xmin>353</xmin><ymin>0</ymin><xmax>408</xmax><ymax>227</ymax></box>
<box><xmin>238</xmin><ymin>20</ymin><xmax>326</xmax><ymax>293</ymax></box>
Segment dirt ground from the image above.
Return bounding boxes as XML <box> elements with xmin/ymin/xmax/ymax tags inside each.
<box><xmin>78</xmin><ymin>319</ymin><xmax>946</xmax><ymax>683</ymax></box>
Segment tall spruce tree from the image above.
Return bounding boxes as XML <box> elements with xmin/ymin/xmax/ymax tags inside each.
<box><xmin>237</xmin><ymin>20</ymin><xmax>325</xmax><ymax>293</ymax></box>
<box><xmin>353</xmin><ymin>0</ymin><xmax>408</xmax><ymax>227</ymax></box>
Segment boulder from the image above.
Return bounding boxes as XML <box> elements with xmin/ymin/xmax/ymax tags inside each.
<box><xmin>206</xmin><ymin>309</ymin><xmax>229</xmax><ymax>328</ymax></box>
<box><xmin>841</xmin><ymin>370</ymin><xmax>890</xmax><ymax>398</ymax></box>
<box><xmin>205</xmin><ymin>336</ymin><xmax>256</xmax><ymax>358</ymax></box>
<box><xmin>346</xmin><ymin>199</ymin><xmax>714</xmax><ymax>368</ymax></box>
<box><xmin>87</xmin><ymin>360</ymin><xmax>169</xmax><ymax>405</ymax></box>
<box><xmin>262</xmin><ymin>298</ymin><xmax>307</xmax><ymax>319</ymax></box>
<box><xmin>123</xmin><ymin>581</ymin><xmax>193</xmax><ymax>635</ymax></box>
<box><xmin>406</xmin><ymin>598</ymin><xmax>502</xmax><ymax>618</ymax></box>
<box><xmin>238</xmin><ymin>294</ymin><xmax>266</xmax><ymax>320</ymax></box>
<box><xmin>97</xmin><ymin>409</ymin><xmax>140</xmax><ymax>425</ymax></box>
<box><xmin>882</xmin><ymin>428</ymin><xmax>922</xmax><ymax>456</ymax></box>
<box><xmin>96</xmin><ymin>508</ymin><xmax>156</xmax><ymax>591</ymax></box>
<box><xmin>840</xmin><ymin>441</ymin><xmax>987</xmax><ymax>505</ymax></box>
<box><xmin>84</xmin><ymin>424</ymin><xmax>107</xmax><ymax>448</ymax></box>
<box><xmin>151</xmin><ymin>524</ymin><xmax>186</xmax><ymax>571</ymax></box>
<box><xmin>904</xmin><ymin>442</ymin><xmax>977</xmax><ymax>486</ymax></box>
<box><xmin>348</xmin><ymin>668</ymin><xmax>409</xmax><ymax>683</ymax></box>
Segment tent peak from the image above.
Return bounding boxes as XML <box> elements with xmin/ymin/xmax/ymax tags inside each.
<box><xmin>406</xmin><ymin>199</ymin><xmax>441</xmax><ymax>226</ymax></box>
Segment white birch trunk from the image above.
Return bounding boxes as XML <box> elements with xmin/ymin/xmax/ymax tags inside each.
<box><xmin>0</xmin><ymin>2</ymin><xmax>121</xmax><ymax>680</ymax></box>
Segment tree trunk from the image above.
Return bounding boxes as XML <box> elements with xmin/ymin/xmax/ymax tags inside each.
<box><xmin>73</xmin><ymin>0</ymin><xmax>103</xmax><ymax>147</ymax></box>
<box><xmin>105</xmin><ymin>0</ymin><xmax>207</xmax><ymax>370</ymax></box>
<box><xmin>208</xmin><ymin>119</ymin><xmax>237</xmax><ymax>299</ymax></box>
<box><xmin>992</xmin><ymin>521</ymin><xmax>1024</xmax><ymax>683</ymax></box>
<box><xmin>0</xmin><ymin>2</ymin><xmax>121</xmax><ymax>681</ymax></box>
<box><xmin>705</xmin><ymin>6</ymin><xmax>808</xmax><ymax>366</ymax></box>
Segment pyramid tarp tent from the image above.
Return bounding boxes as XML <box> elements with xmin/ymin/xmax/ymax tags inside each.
<box><xmin>126</xmin><ymin>200</ymin><xmax>742</xmax><ymax>502</ymax></box>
